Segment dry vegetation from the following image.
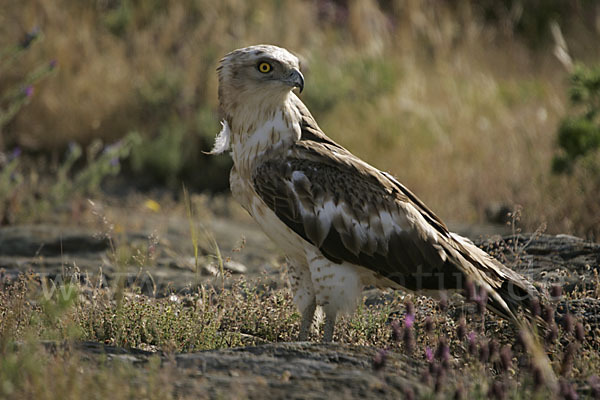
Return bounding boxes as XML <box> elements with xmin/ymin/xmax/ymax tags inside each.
<box><xmin>1</xmin><ymin>1</ymin><xmax>600</xmax><ymax>398</ymax></box>
<box><xmin>1</xmin><ymin>262</ymin><xmax>599</xmax><ymax>398</ymax></box>
<box><xmin>1</xmin><ymin>0</ymin><xmax>600</xmax><ymax>236</ymax></box>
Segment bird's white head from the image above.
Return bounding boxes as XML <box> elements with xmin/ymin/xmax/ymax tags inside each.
<box><xmin>217</xmin><ymin>44</ymin><xmax>304</xmax><ymax>132</ymax></box>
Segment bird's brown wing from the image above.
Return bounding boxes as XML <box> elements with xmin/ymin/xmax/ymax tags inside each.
<box><xmin>252</xmin><ymin>125</ymin><xmax>470</xmax><ymax>292</ymax></box>
<box><xmin>253</xmin><ymin>109</ymin><xmax>539</xmax><ymax>317</ymax></box>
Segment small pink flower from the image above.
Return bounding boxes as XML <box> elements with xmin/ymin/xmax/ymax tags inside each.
<box><xmin>404</xmin><ymin>313</ymin><xmax>415</xmax><ymax>328</ymax></box>
<box><xmin>425</xmin><ymin>347</ymin><xmax>434</xmax><ymax>362</ymax></box>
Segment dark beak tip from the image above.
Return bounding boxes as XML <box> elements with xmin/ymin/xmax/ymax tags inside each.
<box><xmin>291</xmin><ymin>68</ymin><xmax>304</xmax><ymax>94</ymax></box>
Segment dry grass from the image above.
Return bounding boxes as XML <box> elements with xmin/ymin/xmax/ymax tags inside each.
<box><xmin>2</xmin><ymin>0</ymin><xmax>599</xmax><ymax>236</ymax></box>
<box><xmin>1</xmin><ymin>266</ymin><xmax>599</xmax><ymax>398</ymax></box>
<box><xmin>1</xmin><ymin>4</ymin><xmax>600</xmax><ymax>394</ymax></box>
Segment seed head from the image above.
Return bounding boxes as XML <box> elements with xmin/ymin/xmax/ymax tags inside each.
<box><xmin>454</xmin><ymin>385</ymin><xmax>465</xmax><ymax>400</ymax></box>
<box><xmin>575</xmin><ymin>322</ymin><xmax>585</xmax><ymax>343</ymax></box>
<box><xmin>561</xmin><ymin>342</ymin><xmax>579</xmax><ymax>376</ymax></box>
<box><xmin>439</xmin><ymin>292</ymin><xmax>448</xmax><ymax>312</ymax></box>
<box><xmin>499</xmin><ymin>345</ymin><xmax>512</xmax><ymax>372</ymax></box>
<box><xmin>403</xmin><ymin>325</ymin><xmax>415</xmax><ymax>355</ymax></box>
<box><xmin>530</xmin><ymin>298</ymin><xmax>541</xmax><ymax>318</ymax></box>
<box><xmin>488</xmin><ymin>380</ymin><xmax>506</xmax><ymax>400</ymax></box>
<box><xmin>403</xmin><ymin>387</ymin><xmax>415</xmax><ymax>400</ymax></box>
<box><xmin>479</xmin><ymin>340</ymin><xmax>490</xmax><ymax>363</ymax></box>
<box><xmin>543</xmin><ymin>304</ymin><xmax>555</xmax><ymax>324</ymax></box>
<box><xmin>464</xmin><ymin>280</ymin><xmax>476</xmax><ymax>301</ymax></box>
<box><xmin>532</xmin><ymin>366</ymin><xmax>544</xmax><ymax>391</ymax></box>
<box><xmin>488</xmin><ymin>339</ymin><xmax>499</xmax><ymax>360</ymax></box>
<box><xmin>405</xmin><ymin>300</ymin><xmax>415</xmax><ymax>317</ymax></box>
<box><xmin>550</xmin><ymin>285</ymin><xmax>563</xmax><ymax>300</ymax></box>
<box><xmin>558</xmin><ymin>378</ymin><xmax>577</xmax><ymax>400</ymax></box>
<box><xmin>562</xmin><ymin>314</ymin><xmax>574</xmax><ymax>335</ymax></box>
<box><xmin>545</xmin><ymin>323</ymin><xmax>559</xmax><ymax>345</ymax></box>
<box><xmin>456</xmin><ymin>318</ymin><xmax>466</xmax><ymax>341</ymax></box>
<box><xmin>372</xmin><ymin>349</ymin><xmax>387</xmax><ymax>371</ymax></box>
<box><xmin>588</xmin><ymin>375</ymin><xmax>600</xmax><ymax>399</ymax></box>
<box><xmin>424</xmin><ymin>316</ymin><xmax>434</xmax><ymax>334</ymax></box>
<box><xmin>435</xmin><ymin>337</ymin><xmax>450</xmax><ymax>368</ymax></box>
<box><xmin>391</xmin><ymin>320</ymin><xmax>401</xmax><ymax>342</ymax></box>
<box><xmin>476</xmin><ymin>289</ymin><xmax>488</xmax><ymax>315</ymax></box>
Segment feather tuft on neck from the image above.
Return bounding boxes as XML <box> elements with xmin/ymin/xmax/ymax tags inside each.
<box><xmin>207</xmin><ymin>120</ymin><xmax>231</xmax><ymax>155</ymax></box>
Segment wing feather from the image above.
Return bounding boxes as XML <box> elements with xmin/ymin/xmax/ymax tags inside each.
<box><xmin>253</xmin><ymin>153</ymin><xmax>461</xmax><ymax>291</ymax></box>
<box><xmin>253</xmin><ymin>99</ymin><xmax>539</xmax><ymax>309</ymax></box>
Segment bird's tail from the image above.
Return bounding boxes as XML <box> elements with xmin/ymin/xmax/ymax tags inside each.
<box><xmin>449</xmin><ymin>233</ymin><xmax>545</xmax><ymax>324</ymax></box>
<box><xmin>450</xmin><ymin>233</ymin><xmax>558</xmax><ymax>390</ymax></box>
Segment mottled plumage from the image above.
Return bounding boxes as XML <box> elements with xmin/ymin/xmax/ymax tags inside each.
<box><xmin>213</xmin><ymin>44</ymin><xmax>540</xmax><ymax>342</ymax></box>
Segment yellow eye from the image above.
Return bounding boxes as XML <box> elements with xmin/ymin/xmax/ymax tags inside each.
<box><xmin>258</xmin><ymin>62</ymin><xmax>272</xmax><ymax>73</ymax></box>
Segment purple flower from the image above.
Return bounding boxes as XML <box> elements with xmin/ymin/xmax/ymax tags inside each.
<box><xmin>49</xmin><ymin>59</ymin><xmax>57</xmax><ymax>69</ymax></box>
<box><xmin>24</xmin><ymin>86</ymin><xmax>34</xmax><ymax>98</ymax></box>
<box><xmin>20</xmin><ymin>27</ymin><xmax>40</xmax><ymax>49</ymax></box>
<box><xmin>468</xmin><ymin>332</ymin><xmax>478</xmax><ymax>356</ymax></box>
<box><xmin>404</xmin><ymin>313</ymin><xmax>415</xmax><ymax>329</ymax></box>
<box><xmin>10</xmin><ymin>147</ymin><xmax>21</xmax><ymax>160</ymax></box>
<box><xmin>425</xmin><ymin>347</ymin><xmax>434</xmax><ymax>362</ymax></box>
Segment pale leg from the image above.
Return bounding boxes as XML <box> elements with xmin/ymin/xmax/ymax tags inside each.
<box><xmin>298</xmin><ymin>298</ymin><xmax>316</xmax><ymax>341</ymax></box>
<box><xmin>322</xmin><ymin>310</ymin><xmax>337</xmax><ymax>342</ymax></box>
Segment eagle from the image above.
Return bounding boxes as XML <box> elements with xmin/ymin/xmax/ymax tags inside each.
<box><xmin>211</xmin><ymin>44</ymin><xmax>540</xmax><ymax>342</ymax></box>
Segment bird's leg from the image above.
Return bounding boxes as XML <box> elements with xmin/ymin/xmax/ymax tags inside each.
<box><xmin>297</xmin><ymin>298</ymin><xmax>316</xmax><ymax>341</ymax></box>
<box><xmin>322</xmin><ymin>310</ymin><xmax>337</xmax><ymax>343</ymax></box>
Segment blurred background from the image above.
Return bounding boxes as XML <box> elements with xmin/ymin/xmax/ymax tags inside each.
<box><xmin>1</xmin><ymin>0</ymin><xmax>600</xmax><ymax>239</ymax></box>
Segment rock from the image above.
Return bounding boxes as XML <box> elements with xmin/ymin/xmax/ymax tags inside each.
<box><xmin>0</xmin><ymin>225</ymin><xmax>110</xmax><ymax>256</ymax></box>
<box><xmin>57</xmin><ymin>341</ymin><xmax>424</xmax><ymax>399</ymax></box>
<box><xmin>476</xmin><ymin>233</ymin><xmax>600</xmax><ymax>290</ymax></box>
<box><xmin>203</xmin><ymin>260</ymin><xmax>248</xmax><ymax>275</ymax></box>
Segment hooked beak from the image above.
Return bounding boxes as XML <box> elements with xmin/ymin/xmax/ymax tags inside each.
<box><xmin>285</xmin><ymin>68</ymin><xmax>304</xmax><ymax>93</ymax></box>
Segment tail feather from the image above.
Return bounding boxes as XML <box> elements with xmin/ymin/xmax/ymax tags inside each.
<box><xmin>449</xmin><ymin>233</ymin><xmax>558</xmax><ymax>390</ymax></box>
<box><xmin>449</xmin><ymin>232</ymin><xmax>546</xmax><ymax>324</ymax></box>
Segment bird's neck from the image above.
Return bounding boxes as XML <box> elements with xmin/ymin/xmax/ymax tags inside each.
<box><xmin>229</xmin><ymin>92</ymin><xmax>302</xmax><ymax>177</ymax></box>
